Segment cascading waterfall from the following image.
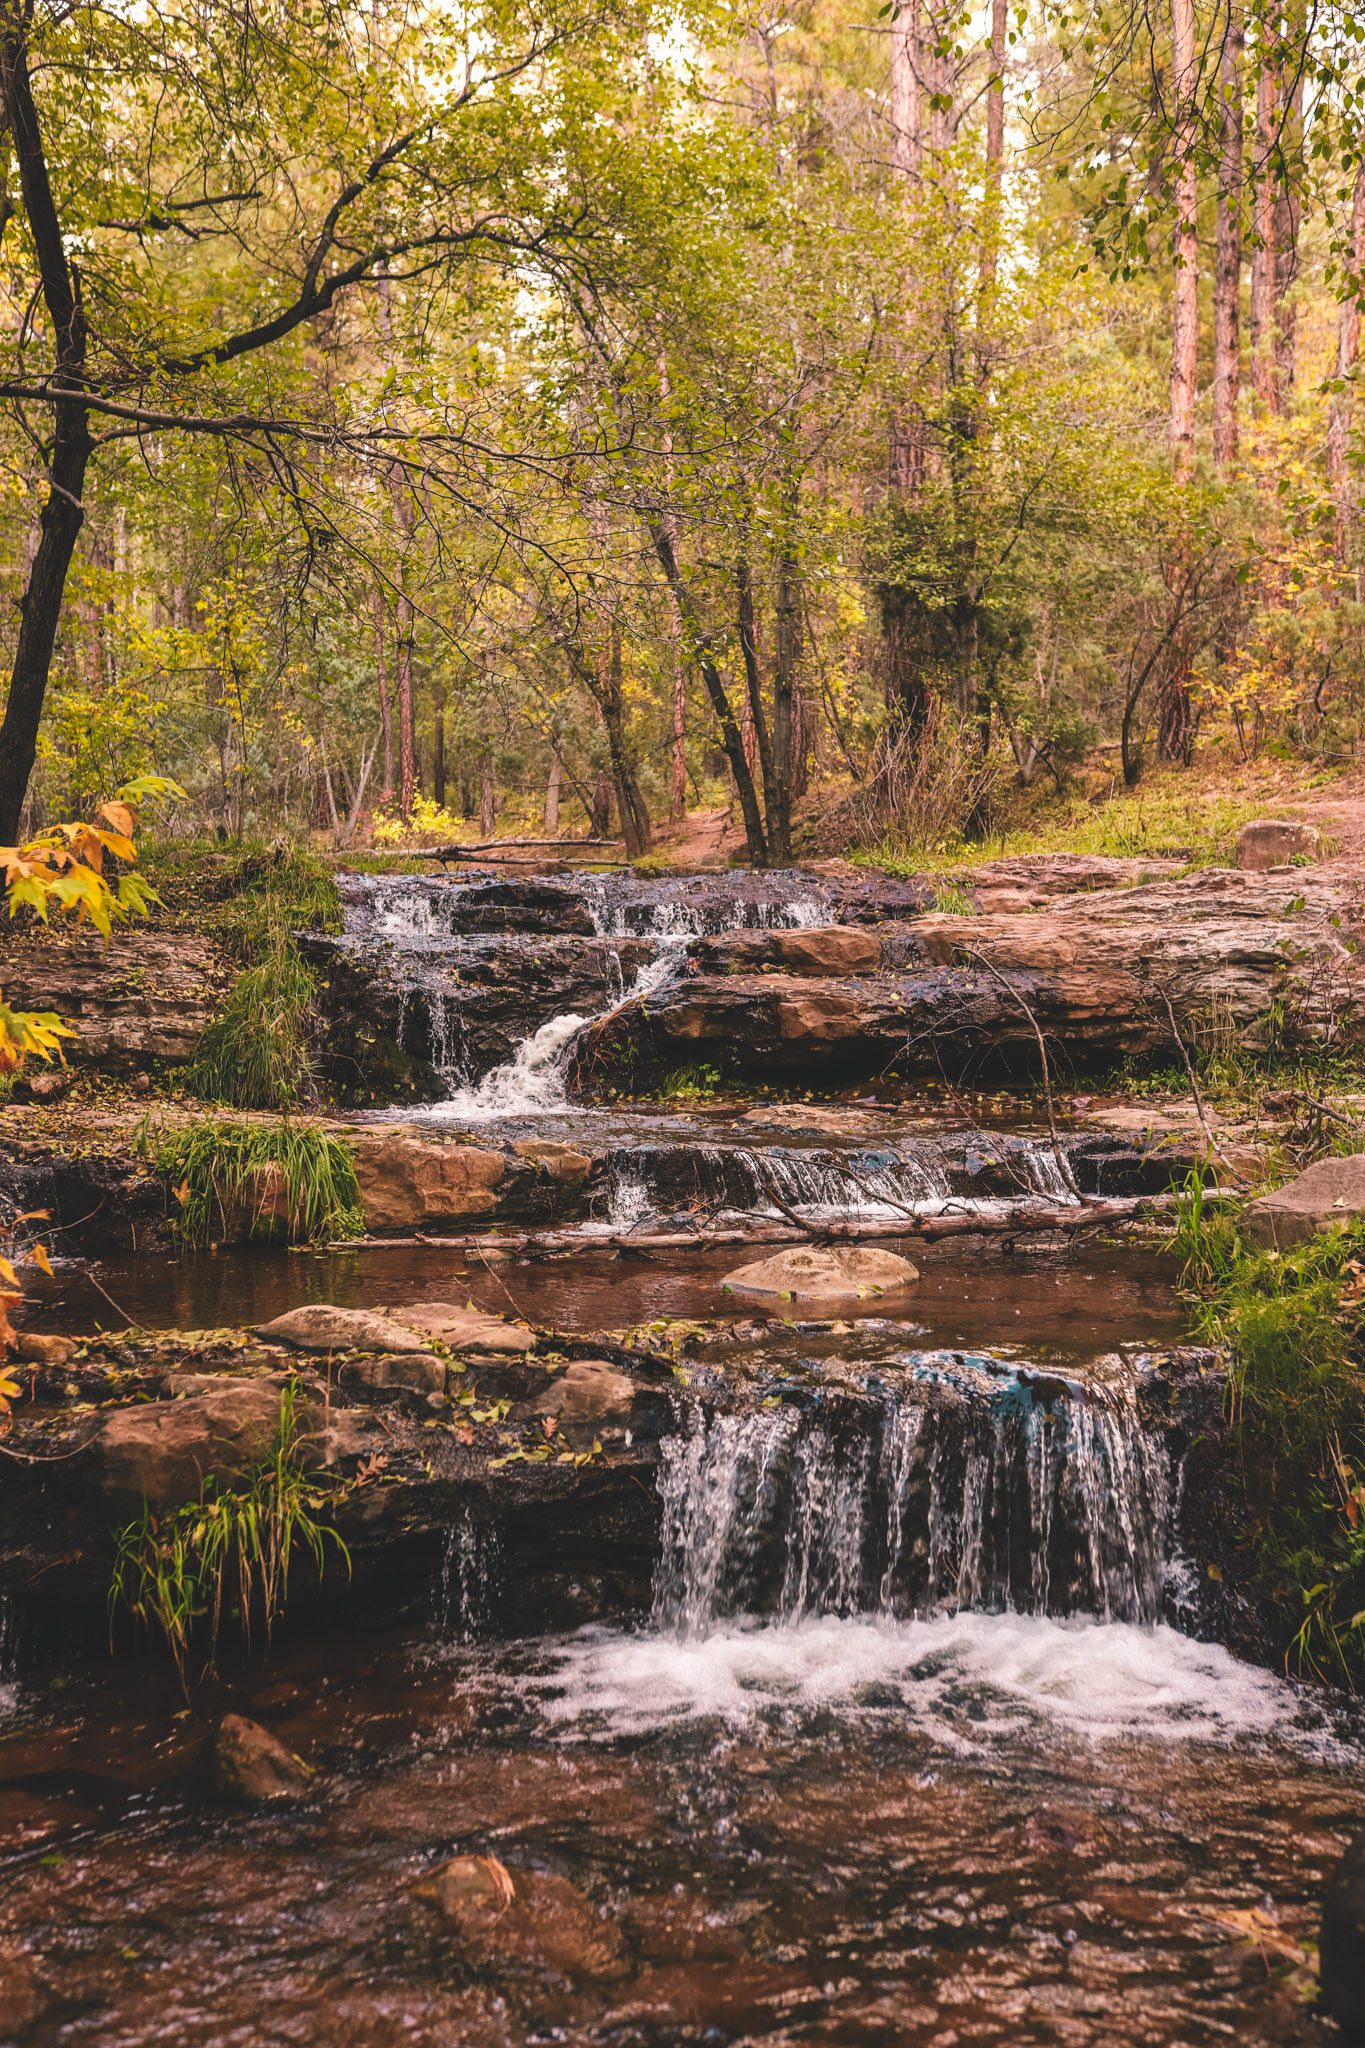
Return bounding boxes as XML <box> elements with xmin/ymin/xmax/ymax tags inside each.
<box><xmin>652</xmin><ymin>1362</ymin><xmax>1171</xmax><ymax>1639</ymax></box>
<box><xmin>426</xmin><ymin>885</ymin><xmax>830</xmax><ymax>1118</ymax></box>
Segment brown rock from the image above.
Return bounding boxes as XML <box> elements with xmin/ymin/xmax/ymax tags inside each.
<box><xmin>212</xmin><ymin>1714</ymin><xmax>312</xmax><ymax>1805</ymax></box>
<box><xmin>1235</xmin><ymin>818</ymin><xmax>1320</xmax><ymax>870</ymax></box>
<box><xmin>540</xmin><ymin>1359</ymin><xmax>639</xmax><ymax>1444</ymax></box>
<box><xmin>7</xmin><ymin>1332</ymin><xmax>76</xmax><ymax>1366</ymax></box>
<box><xmin>351</xmin><ymin>1134</ymin><xmax>508</xmax><ymax>1232</ymax></box>
<box><xmin>98</xmin><ymin>1379</ymin><xmax>289</xmax><ymax>1506</ymax></box>
<box><xmin>722</xmin><ymin>1245</ymin><xmax>920</xmax><ymax>1304</ymax></box>
<box><xmin>412</xmin><ymin>1855</ymin><xmax>627</xmax><ymax>1986</ymax></box>
<box><xmin>397</xmin><ymin>1300</ymin><xmax>530</xmax><ymax>1355</ymax></box>
<box><xmin>0</xmin><ymin>1945</ymin><xmax>47</xmax><ymax>2034</ymax></box>
<box><xmin>1242</xmin><ymin>1153</ymin><xmax>1365</xmax><ymax>1249</ymax></box>
<box><xmin>0</xmin><ymin>927</ymin><xmax>223</xmax><ymax>1067</ymax></box>
<box><xmin>514</xmin><ymin>1139</ymin><xmax>594</xmax><ymax>1189</ymax></box>
<box><xmin>344</xmin><ymin>1350</ymin><xmax>448</xmax><ymax>1394</ymax></box>
<box><xmin>257</xmin><ymin>1304</ymin><xmax>439</xmax><ymax>1354</ymax></box>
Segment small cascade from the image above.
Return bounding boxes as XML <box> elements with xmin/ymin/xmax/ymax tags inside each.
<box><xmin>437</xmin><ymin>1011</ymin><xmax>588</xmax><ymax>1121</ymax></box>
<box><xmin>597</xmin><ymin>1130</ymin><xmax>1090</xmax><ymax>1231</ymax></box>
<box><xmin>652</xmin><ymin>1361</ymin><xmax>1171</xmax><ymax>1638</ymax></box>
<box><xmin>436</xmin><ymin>1510</ymin><xmax>501</xmax><ymax>1640</ymax></box>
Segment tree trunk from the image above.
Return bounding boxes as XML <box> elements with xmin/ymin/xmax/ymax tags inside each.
<box><xmin>396</xmin><ymin>592</ymin><xmax>416</xmax><ymax>819</ymax></box>
<box><xmin>1212</xmin><ymin>6</ymin><xmax>1244</xmax><ymax>472</ymax></box>
<box><xmin>0</xmin><ymin>13</ymin><xmax>94</xmax><ymax>840</ymax></box>
<box><xmin>479</xmin><ymin>755</ymin><xmax>496</xmax><ymax>838</ymax></box>
<box><xmin>370</xmin><ymin>586</ymin><xmax>395</xmax><ymax>804</ymax></box>
<box><xmin>658</xmin><ymin>339</ymin><xmax>687</xmax><ymax>821</ymax></box>
<box><xmin>432</xmin><ymin>678</ymin><xmax>446</xmax><ymax>809</ymax></box>
<box><xmin>1250</xmin><ymin>60</ymin><xmax>1279</xmax><ymax>410</ymax></box>
<box><xmin>770</xmin><ymin>520</ymin><xmax>802</xmax><ymax>867</ymax></box>
<box><xmin>649</xmin><ymin>520</ymin><xmax>768</xmax><ymax>865</ymax></box>
<box><xmin>980</xmin><ymin>0</ymin><xmax>1007</xmax><ymax>299</ymax></box>
<box><xmin>1168</xmin><ymin>0</ymin><xmax>1199</xmax><ymax>489</ymax></box>
<box><xmin>544</xmin><ymin>751</ymin><xmax>562</xmax><ymax>835</ymax></box>
<box><xmin>1273</xmin><ymin>28</ymin><xmax>1304</xmax><ymax>407</ymax></box>
<box><xmin>736</xmin><ymin>556</ymin><xmax>776</xmax><ymax>811</ymax></box>
<box><xmin>1328</xmin><ymin>164</ymin><xmax>1365</xmax><ymax>561</ymax></box>
<box><xmin>888</xmin><ymin>0</ymin><xmax>924</xmax><ymax>495</ymax></box>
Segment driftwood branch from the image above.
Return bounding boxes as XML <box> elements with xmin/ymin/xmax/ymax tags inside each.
<box><xmin>428</xmin><ymin>836</ymin><xmax>623</xmax><ymax>863</ymax></box>
<box><xmin>960</xmin><ymin>948</ymin><xmax>1080</xmax><ymax>1197</ymax></box>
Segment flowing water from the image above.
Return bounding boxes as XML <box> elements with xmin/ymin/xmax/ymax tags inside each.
<box><xmin>5</xmin><ymin>866</ymin><xmax>1364</xmax><ymax>2045</ymax></box>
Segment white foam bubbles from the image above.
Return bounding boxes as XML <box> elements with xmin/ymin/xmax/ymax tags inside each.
<box><xmin>529</xmin><ymin>1611</ymin><xmax>1295</xmax><ymax>1749</ymax></box>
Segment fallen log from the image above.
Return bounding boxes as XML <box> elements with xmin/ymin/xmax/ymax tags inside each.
<box><xmin>427</xmin><ymin>837</ymin><xmax>624</xmax><ymax>864</ymax></box>
<box><xmin>334</xmin><ymin>1191</ymin><xmax>1182</xmax><ymax>1258</ymax></box>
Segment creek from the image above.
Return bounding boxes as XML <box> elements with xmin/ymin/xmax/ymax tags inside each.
<box><xmin>3</xmin><ymin>864</ymin><xmax>1363</xmax><ymax>2046</ymax></box>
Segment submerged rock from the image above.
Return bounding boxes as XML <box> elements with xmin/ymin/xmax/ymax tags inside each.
<box><xmin>1321</xmin><ymin>1828</ymin><xmax>1365</xmax><ymax>2029</ymax></box>
<box><xmin>1241</xmin><ymin>1153</ymin><xmax>1365</xmax><ymax>1249</ymax></box>
<box><xmin>411</xmin><ymin>1854</ymin><xmax>627</xmax><ymax>1986</ymax></box>
<box><xmin>721</xmin><ymin>1244</ymin><xmax>920</xmax><ymax>1304</ymax></box>
<box><xmin>212</xmin><ymin>1714</ymin><xmax>313</xmax><ymax>1805</ymax></box>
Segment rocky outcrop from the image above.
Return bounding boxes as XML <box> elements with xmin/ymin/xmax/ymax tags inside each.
<box><xmin>0</xmin><ymin>925</ymin><xmax>226</xmax><ymax>1068</ymax></box>
<box><xmin>1241</xmin><ymin>1153</ymin><xmax>1365</xmax><ymax>1249</ymax></box>
<box><xmin>569</xmin><ymin>869</ymin><xmax>1363</xmax><ymax>1092</ymax></box>
<box><xmin>1320</xmin><ymin>1829</ymin><xmax>1365</xmax><ymax>2029</ymax></box>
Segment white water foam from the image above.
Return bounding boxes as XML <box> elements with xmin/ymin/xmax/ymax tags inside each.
<box><xmin>530</xmin><ymin>1612</ymin><xmax>1295</xmax><ymax>1748</ymax></box>
<box><xmin>431</xmin><ymin>1010</ymin><xmax>588</xmax><ymax>1122</ymax></box>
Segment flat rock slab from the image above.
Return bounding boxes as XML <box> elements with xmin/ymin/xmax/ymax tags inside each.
<box><xmin>1242</xmin><ymin>1153</ymin><xmax>1365</xmax><ymax>1248</ymax></box>
<box><xmin>257</xmin><ymin>1305</ymin><xmax>442</xmax><ymax>1354</ymax></box>
<box><xmin>398</xmin><ymin>1299</ymin><xmax>531</xmax><ymax>1354</ymax></box>
<box><xmin>722</xmin><ymin>1244</ymin><xmax>920</xmax><ymax>1304</ymax></box>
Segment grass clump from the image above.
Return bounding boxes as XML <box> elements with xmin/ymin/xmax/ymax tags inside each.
<box><xmin>1173</xmin><ymin>1176</ymin><xmax>1365</xmax><ymax>1684</ymax></box>
<box><xmin>185</xmin><ymin>938</ymin><xmax>318</xmax><ymax>1109</ymax></box>
<box><xmin>110</xmin><ymin>1381</ymin><xmax>351</xmax><ymax>1691</ymax></box>
<box><xmin>148</xmin><ymin>1116</ymin><xmax>363</xmax><ymax>1246</ymax></box>
<box><xmin>153</xmin><ymin>841</ymin><xmax>341</xmax><ymax>1110</ymax></box>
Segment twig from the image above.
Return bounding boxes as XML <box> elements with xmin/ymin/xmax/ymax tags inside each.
<box><xmin>960</xmin><ymin>948</ymin><xmax>1080</xmax><ymax>1197</ymax></box>
<box><xmin>1155</xmin><ymin>987</ymin><xmax>1248</xmax><ymax>1189</ymax></box>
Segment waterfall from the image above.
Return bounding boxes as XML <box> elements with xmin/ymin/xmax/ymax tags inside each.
<box><xmin>436</xmin><ymin>1510</ymin><xmax>501</xmax><ymax>1640</ymax></box>
<box><xmin>435</xmin><ymin>1011</ymin><xmax>588</xmax><ymax>1121</ymax></box>
<box><xmin>652</xmin><ymin>1364</ymin><xmax>1171</xmax><ymax>1639</ymax></box>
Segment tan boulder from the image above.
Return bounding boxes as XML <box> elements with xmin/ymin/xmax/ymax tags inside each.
<box><xmin>540</xmin><ymin>1359</ymin><xmax>639</xmax><ymax>1444</ymax></box>
<box><xmin>8</xmin><ymin>1332</ymin><xmax>76</xmax><ymax>1366</ymax></box>
<box><xmin>412</xmin><ymin>1855</ymin><xmax>627</xmax><ymax>1986</ymax></box>
<box><xmin>99</xmin><ymin>1379</ymin><xmax>288</xmax><ymax>1505</ymax></box>
<box><xmin>398</xmin><ymin>1300</ymin><xmax>531</xmax><ymax>1355</ymax></box>
<box><xmin>722</xmin><ymin>1244</ymin><xmax>919</xmax><ymax>1305</ymax></box>
<box><xmin>1242</xmin><ymin>1153</ymin><xmax>1365</xmax><ymax>1249</ymax></box>
<box><xmin>1236</xmin><ymin>819</ymin><xmax>1321</xmax><ymax>870</ymax></box>
<box><xmin>513</xmin><ymin>1139</ymin><xmax>593</xmax><ymax>1189</ymax></box>
<box><xmin>342</xmin><ymin>1351</ymin><xmax>448</xmax><ymax>1395</ymax></box>
<box><xmin>351</xmin><ymin>1134</ymin><xmax>508</xmax><ymax>1232</ymax></box>
<box><xmin>257</xmin><ymin>1304</ymin><xmax>438</xmax><ymax>1354</ymax></box>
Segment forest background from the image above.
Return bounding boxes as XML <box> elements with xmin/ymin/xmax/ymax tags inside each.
<box><xmin>1</xmin><ymin>0</ymin><xmax>1363</xmax><ymax>870</ymax></box>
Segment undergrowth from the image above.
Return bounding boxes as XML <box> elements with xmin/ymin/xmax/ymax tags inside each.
<box><xmin>109</xmin><ymin>1381</ymin><xmax>351</xmax><ymax>1691</ymax></box>
<box><xmin>152</xmin><ymin>841</ymin><xmax>341</xmax><ymax>1110</ymax></box>
<box><xmin>1172</xmin><ymin>1172</ymin><xmax>1365</xmax><ymax>1685</ymax></box>
<box><xmin>146</xmin><ymin>1116</ymin><xmax>363</xmax><ymax>1246</ymax></box>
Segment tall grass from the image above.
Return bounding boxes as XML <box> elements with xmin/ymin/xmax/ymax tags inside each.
<box><xmin>1173</xmin><ymin>1189</ymin><xmax>1365</xmax><ymax>1684</ymax></box>
<box><xmin>148</xmin><ymin>1116</ymin><xmax>363</xmax><ymax>1246</ymax></box>
<box><xmin>110</xmin><ymin>1380</ymin><xmax>350</xmax><ymax>1690</ymax></box>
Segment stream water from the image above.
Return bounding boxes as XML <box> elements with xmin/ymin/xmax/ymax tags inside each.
<box><xmin>4</xmin><ymin>867</ymin><xmax>1365</xmax><ymax>2044</ymax></box>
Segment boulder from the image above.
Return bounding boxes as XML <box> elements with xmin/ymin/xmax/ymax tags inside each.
<box><xmin>351</xmin><ymin>1135</ymin><xmax>509</xmax><ymax>1232</ymax></box>
<box><xmin>7</xmin><ymin>1332</ymin><xmax>76</xmax><ymax>1367</ymax></box>
<box><xmin>540</xmin><ymin>1359</ymin><xmax>640</xmax><ymax>1445</ymax></box>
<box><xmin>411</xmin><ymin>1854</ymin><xmax>627</xmax><ymax>1986</ymax></box>
<box><xmin>1241</xmin><ymin>1154</ymin><xmax>1365</xmax><ymax>1249</ymax></box>
<box><xmin>397</xmin><ymin>1300</ymin><xmax>531</xmax><ymax>1355</ymax></box>
<box><xmin>722</xmin><ymin>1244</ymin><xmax>920</xmax><ymax>1304</ymax></box>
<box><xmin>257</xmin><ymin>1304</ymin><xmax>440</xmax><ymax>1354</ymax></box>
<box><xmin>1321</xmin><ymin>1829</ymin><xmax>1365</xmax><ymax>2030</ymax></box>
<box><xmin>212</xmin><ymin>1713</ymin><xmax>312</xmax><ymax>1805</ymax></box>
<box><xmin>1235</xmin><ymin>819</ymin><xmax>1320</xmax><ymax>870</ymax></box>
<box><xmin>98</xmin><ymin>1379</ymin><xmax>289</xmax><ymax>1506</ymax></box>
<box><xmin>343</xmin><ymin>1351</ymin><xmax>448</xmax><ymax>1395</ymax></box>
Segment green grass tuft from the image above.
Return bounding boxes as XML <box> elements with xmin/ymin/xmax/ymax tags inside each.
<box><xmin>109</xmin><ymin>1380</ymin><xmax>351</xmax><ymax>1690</ymax></box>
<box><xmin>186</xmin><ymin>938</ymin><xmax>318</xmax><ymax>1109</ymax></box>
<box><xmin>147</xmin><ymin>1116</ymin><xmax>363</xmax><ymax>1247</ymax></box>
<box><xmin>1173</xmin><ymin>1189</ymin><xmax>1365</xmax><ymax>1685</ymax></box>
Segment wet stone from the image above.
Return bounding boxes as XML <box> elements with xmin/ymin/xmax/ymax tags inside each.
<box><xmin>722</xmin><ymin>1244</ymin><xmax>920</xmax><ymax>1305</ymax></box>
<box><xmin>211</xmin><ymin>1714</ymin><xmax>313</xmax><ymax>1806</ymax></box>
<box><xmin>411</xmin><ymin>1855</ymin><xmax>628</xmax><ymax>1987</ymax></box>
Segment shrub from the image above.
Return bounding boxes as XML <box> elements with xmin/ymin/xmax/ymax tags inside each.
<box><xmin>147</xmin><ymin>1117</ymin><xmax>363</xmax><ymax>1247</ymax></box>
